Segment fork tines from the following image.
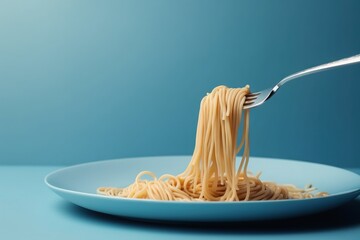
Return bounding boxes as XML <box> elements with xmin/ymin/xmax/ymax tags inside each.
<box><xmin>244</xmin><ymin>92</ymin><xmax>260</xmax><ymax>105</ymax></box>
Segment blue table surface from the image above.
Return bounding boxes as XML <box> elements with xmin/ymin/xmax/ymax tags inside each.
<box><xmin>1</xmin><ymin>165</ymin><xmax>359</xmax><ymax>240</ymax></box>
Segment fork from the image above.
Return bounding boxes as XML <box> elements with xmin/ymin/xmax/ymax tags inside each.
<box><xmin>243</xmin><ymin>54</ymin><xmax>360</xmax><ymax>109</ymax></box>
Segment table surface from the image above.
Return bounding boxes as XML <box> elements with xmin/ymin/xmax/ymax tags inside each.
<box><xmin>1</xmin><ymin>165</ymin><xmax>359</xmax><ymax>240</ymax></box>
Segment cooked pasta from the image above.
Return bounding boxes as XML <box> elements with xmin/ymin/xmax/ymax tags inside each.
<box><xmin>97</xmin><ymin>85</ymin><xmax>327</xmax><ymax>201</ymax></box>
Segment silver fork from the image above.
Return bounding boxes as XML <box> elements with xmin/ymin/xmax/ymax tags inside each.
<box><xmin>244</xmin><ymin>54</ymin><xmax>360</xmax><ymax>109</ymax></box>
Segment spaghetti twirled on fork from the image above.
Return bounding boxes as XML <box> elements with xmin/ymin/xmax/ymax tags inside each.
<box><xmin>98</xmin><ymin>86</ymin><xmax>327</xmax><ymax>201</ymax></box>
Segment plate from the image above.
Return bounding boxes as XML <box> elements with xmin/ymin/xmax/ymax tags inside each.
<box><xmin>45</xmin><ymin>156</ymin><xmax>360</xmax><ymax>222</ymax></box>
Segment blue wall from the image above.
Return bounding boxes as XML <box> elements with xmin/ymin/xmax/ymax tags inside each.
<box><xmin>1</xmin><ymin>0</ymin><xmax>360</xmax><ymax>166</ymax></box>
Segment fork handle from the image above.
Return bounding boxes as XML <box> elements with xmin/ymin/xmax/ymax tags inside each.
<box><xmin>276</xmin><ymin>54</ymin><xmax>360</xmax><ymax>89</ymax></box>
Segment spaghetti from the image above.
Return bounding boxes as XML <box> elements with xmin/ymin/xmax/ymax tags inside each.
<box><xmin>97</xmin><ymin>85</ymin><xmax>327</xmax><ymax>201</ymax></box>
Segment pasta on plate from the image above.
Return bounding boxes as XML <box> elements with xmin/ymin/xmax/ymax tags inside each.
<box><xmin>98</xmin><ymin>86</ymin><xmax>327</xmax><ymax>201</ymax></box>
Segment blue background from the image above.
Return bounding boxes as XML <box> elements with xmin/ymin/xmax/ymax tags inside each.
<box><xmin>0</xmin><ymin>0</ymin><xmax>359</xmax><ymax>166</ymax></box>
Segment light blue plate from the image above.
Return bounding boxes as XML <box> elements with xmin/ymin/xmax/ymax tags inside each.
<box><xmin>45</xmin><ymin>156</ymin><xmax>360</xmax><ymax>222</ymax></box>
